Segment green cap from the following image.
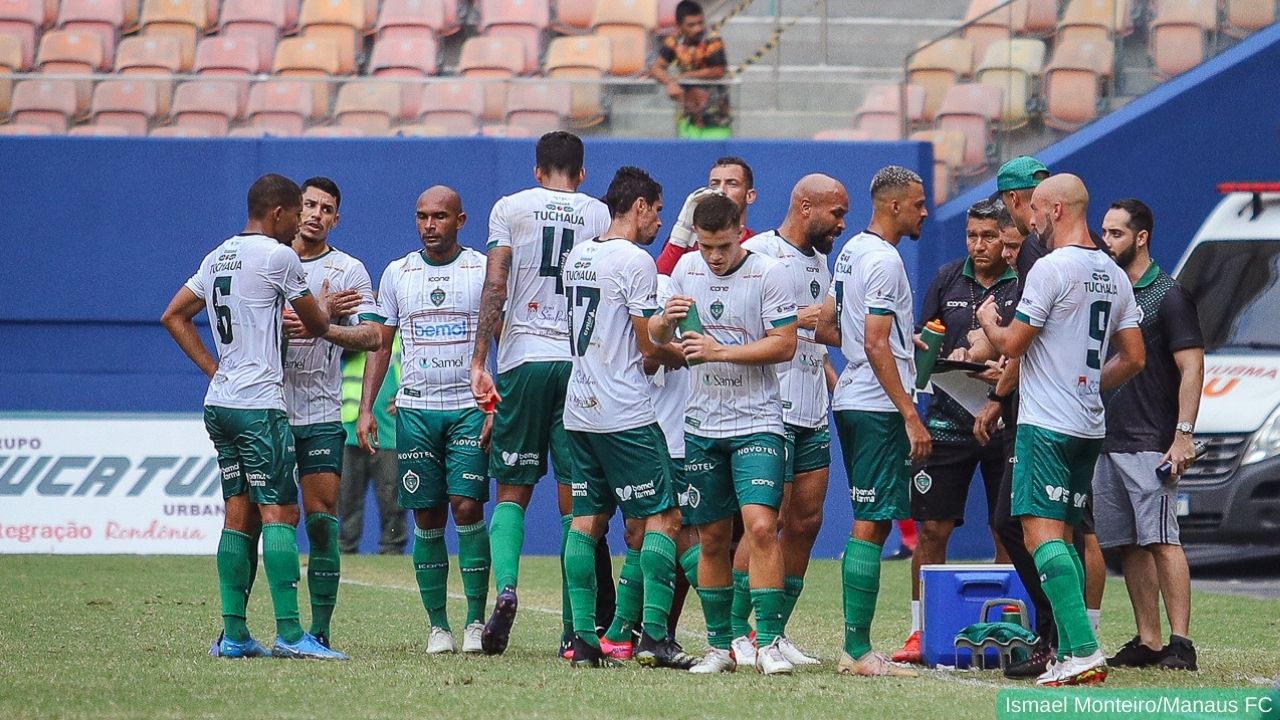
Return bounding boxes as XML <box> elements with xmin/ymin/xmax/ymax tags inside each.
<box><xmin>996</xmin><ymin>156</ymin><xmax>1049</xmax><ymax>191</ymax></box>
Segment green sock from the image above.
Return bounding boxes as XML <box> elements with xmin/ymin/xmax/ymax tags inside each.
<box><xmin>1065</xmin><ymin>544</ymin><xmax>1085</xmax><ymax>595</ymax></box>
<box><xmin>559</xmin><ymin>514</ymin><xmax>573</xmax><ymax>639</ymax></box>
<box><xmin>456</xmin><ymin>521</ymin><xmax>491</xmax><ymax>626</ymax></box>
<box><xmin>605</xmin><ymin>548</ymin><xmax>643</xmax><ymax>642</ymax></box>
<box><xmin>781</xmin><ymin>575</ymin><xmax>805</xmax><ymax>630</ymax></box>
<box><xmin>639</xmin><ymin>532</ymin><xmax>678</xmax><ymax>640</ymax></box>
<box><xmin>216</xmin><ymin>529</ymin><xmax>253</xmax><ymax>642</ymax></box>
<box><xmin>751</xmin><ymin>588</ymin><xmax>786</xmax><ymax>646</ymax></box>
<box><xmin>489</xmin><ymin>501</ymin><xmax>525</xmax><ymax>591</ymax></box>
<box><xmin>246</xmin><ymin>531</ymin><xmax>259</xmax><ymax>607</ymax></box>
<box><xmin>304</xmin><ymin>513</ymin><xmax>340</xmax><ymax>638</ymax></box>
<box><xmin>413</xmin><ymin>526</ymin><xmax>450</xmax><ymax>631</ymax></box>
<box><xmin>696</xmin><ymin>585</ymin><xmax>734</xmax><ymax>650</ymax></box>
<box><xmin>261</xmin><ymin>522</ymin><xmax>304</xmax><ymax>643</ymax></box>
<box><xmin>1034</xmin><ymin>540</ymin><xmax>1097</xmax><ymax>656</ymax></box>
<box><xmin>678</xmin><ymin>544</ymin><xmax>701</xmax><ymax>590</ymax></box>
<box><xmin>564</xmin><ymin>529</ymin><xmax>599</xmax><ymax>648</ymax></box>
<box><xmin>842</xmin><ymin>537</ymin><xmax>882</xmax><ymax>659</ymax></box>
<box><xmin>730</xmin><ymin>569</ymin><xmax>753</xmax><ymax>638</ymax></box>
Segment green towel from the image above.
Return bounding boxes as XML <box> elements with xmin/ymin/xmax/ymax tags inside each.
<box><xmin>954</xmin><ymin>621</ymin><xmax>1038</xmax><ymax>647</ymax></box>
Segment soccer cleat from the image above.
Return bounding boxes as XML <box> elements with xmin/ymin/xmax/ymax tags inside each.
<box><xmin>272</xmin><ymin>632</ymin><xmax>349</xmax><ymax>660</ymax></box>
<box><xmin>426</xmin><ymin>626</ymin><xmax>457</xmax><ymax>654</ymax></box>
<box><xmin>755</xmin><ymin>638</ymin><xmax>795</xmax><ymax>675</ymax></box>
<box><xmin>481</xmin><ymin>585</ymin><xmax>518</xmax><ymax>656</ymax></box>
<box><xmin>210</xmin><ymin>632</ymin><xmax>270</xmax><ymax>659</ymax></box>
<box><xmin>776</xmin><ymin>635</ymin><xmax>820</xmax><ymax>665</ymax></box>
<box><xmin>313</xmin><ymin>631</ymin><xmax>331</xmax><ymax>649</ymax></box>
<box><xmin>891</xmin><ymin>630</ymin><xmax>922</xmax><ymax>664</ymax></box>
<box><xmin>730</xmin><ymin>635</ymin><xmax>757</xmax><ymax>667</ymax></box>
<box><xmin>600</xmin><ymin>636</ymin><xmax>635</xmax><ymax>661</ymax></box>
<box><xmin>570</xmin><ymin>636</ymin><xmax>623</xmax><ymax>669</ymax></box>
<box><xmin>462</xmin><ymin>621</ymin><xmax>485</xmax><ymax>654</ymax></box>
<box><xmin>1107</xmin><ymin>635</ymin><xmax>1163</xmax><ymax>667</ymax></box>
<box><xmin>837</xmin><ymin>650</ymin><xmax>919</xmax><ymax>677</ymax></box>
<box><xmin>688</xmin><ymin>647</ymin><xmax>736</xmax><ymax>674</ymax></box>
<box><xmin>559</xmin><ymin>635</ymin><xmax>574</xmax><ymax>661</ymax></box>
<box><xmin>635</xmin><ymin>633</ymin><xmax>698</xmax><ymax>670</ymax></box>
<box><xmin>1157</xmin><ymin>636</ymin><xmax>1198</xmax><ymax>671</ymax></box>
<box><xmin>1037</xmin><ymin>650</ymin><xmax>1107</xmax><ymax>686</ymax></box>
<box><xmin>1004</xmin><ymin>642</ymin><xmax>1055</xmax><ymax>679</ymax></box>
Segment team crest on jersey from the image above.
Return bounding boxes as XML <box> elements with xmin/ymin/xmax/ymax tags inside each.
<box><xmin>810</xmin><ymin>280</ymin><xmax>821</xmax><ymax>299</ymax></box>
<box><xmin>430</xmin><ymin>287</ymin><xmax>446</xmax><ymax>307</ymax></box>
<box><xmin>913</xmin><ymin>470</ymin><xmax>932</xmax><ymax>494</ymax></box>
<box><xmin>709</xmin><ymin>299</ymin><xmax>725</xmax><ymax>320</ymax></box>
<box><xmin>402</xmin><ymin>470</ymin><xmax>420</xmax><ymax>493</ymax></box>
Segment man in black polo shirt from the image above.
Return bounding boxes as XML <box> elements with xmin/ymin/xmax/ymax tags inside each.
<box><xmin>891</xmin><ymin>199</ymin><xmax>1019</xmax><ymax>664</ymax></box>
<box><xmin>1095</xmin><ymin>199</ymin><xmax>1204</xmax><ymax>671</ymax></box>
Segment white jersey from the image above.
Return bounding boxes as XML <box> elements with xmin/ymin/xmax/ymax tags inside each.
<box><xmin>652</xmin><ymin>276</ymin><xmax>689</xmax><ymax>459</ymax></box>
<box><xmin>282</xmin><ymin>248</ymin><xmax>377</xmax><ymax>425</ymax></box>
<box><xmin>376</xmin><ymin>248</ymin><xmax>487</xmax><ymax>411</ymax></box>
<box><xmin>1015</xmin><ymin>245</ymin><xmax>1141</xmax><ymax>439</ymax></box>
<box><xmin>742</xmin><ymin>230</ymin><xmax>832</xmax><ymax>428</ymax></box>
<box><xmin>184</xmin><ymin>233</ymin><xmax>310</xmax><ymax>411</ymax></box>
<box><xmin>488</xmin><ymin>186</ymin><xmax>611</xmax><ymax>373</ymax></box>
<box><xmin>830</xmin><ymin>231</ymin><xmax>916</xmax><ymax>413</ymax></box>
<box><xmin>562</xmin><ymin>238</ymin><xmax>660</xmax><ymax>433</ymax></box>
<box><xmin>665</xmin><ymin>251</ymin><xmax>797</xmax><ymax>438</ymax></box>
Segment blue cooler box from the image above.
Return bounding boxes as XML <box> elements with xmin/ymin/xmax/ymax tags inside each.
<box><xmin>920</xmin><ymin>563</ymin><xmax>1036</xmax><ymax>668</ymax></box>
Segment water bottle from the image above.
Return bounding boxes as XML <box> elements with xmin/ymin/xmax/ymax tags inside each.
<box><xmin>1001</xmin><ymin>604</ymin><xmax>1028</xmax><ymax>663</ymax></box>
<box><xmin>677</xmin><ymin>300</ymin><xmax>706</xmax><ymax>367</ymax></box>
<box><xmin>1157</xmin><ymin>441</ymin><xmax>1208</xmax><ymax>482</ymax></box>
<box><xmin>914</xmin><ymin>319</ymin><xmax>946</xmax><ymax>390</ymax></box>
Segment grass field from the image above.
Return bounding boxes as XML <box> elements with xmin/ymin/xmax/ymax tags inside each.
<box><xmin>2</xmin><ymin>553</ymin><xmax>1278</xmax><ymax>720</ymax></box>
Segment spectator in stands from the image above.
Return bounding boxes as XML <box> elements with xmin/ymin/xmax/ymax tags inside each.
<box><xmin>338</xmin><ymin>344</ymin><xmax>408</xmax><ymax>554</ymax></box>
<box><xmin>650</xmin><ymin>0</ymin><xmax>732</xmax><ymax>139</ymax></box>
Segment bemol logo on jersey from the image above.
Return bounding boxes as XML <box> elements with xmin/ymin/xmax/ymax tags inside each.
<box><xmin>408</xmin><ymin>311</ymin><xmax>471</xmax><ymax>346</ymax></box>
<box><xmin>614</xmin><ymin>480</ymin><xmax>656</xmax><ymax>502</ymax></box>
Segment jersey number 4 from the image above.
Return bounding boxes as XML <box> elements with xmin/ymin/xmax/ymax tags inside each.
<box><xmin>212</xmin><ymin>276</ymin><xmax>234</xmax><ymax>344</ymax></box>
<box><xmin>539</xmin><ymin>226</ymin><xmax>575</xmax><ymax>295</ymax></box>
<box><xmin>567</xmin><ymin>286</ymin><xmax>600</xmax><ymax>357</ymax></box>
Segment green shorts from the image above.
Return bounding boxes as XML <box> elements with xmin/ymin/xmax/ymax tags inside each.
<box><xmin>291</xmin><ymin>421</ymin><xmax>345</xmax><ymax>476</ymax></box>
<box><xmin>489</xmin><ymin>361</ymin><xmax>575</xmax><ymax>486</ymax></box>
<box><xmin>397</xmin><ymin>407</ymin><xmax>490</xmax><ymax>510</ymax></box>
<box><xmin>683</xmin><ymin>432</ymin><xmax>785</xmax><ymax>525</ymax></box>
<box><xmin>784</xmin><ymin>422</ymin><xmax>831</xmax><ymax>482</ymax></box>
<box><xmin>1012</xmin><ymin>424</ymin><xmax>1104</xmax><ymax>526</ymax></box>
<box><xmin>203</xmin><ymin>405</ymin><xmax>297</xmax><ymax>506</ymax></box>
<box><xmin>835</xmin><ymin>410</ymin><xmax>910</xmax><ymax>521</ymax></box>
<box><xmin>567</xmin><ymin>424</ymin><xmax>677</xmax><ymax>520</ymax></box>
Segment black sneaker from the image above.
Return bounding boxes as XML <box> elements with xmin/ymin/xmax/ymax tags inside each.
<box><xmin>635</xmin><ymin>633</ymin><xmax>698</xmax><ymax>670</ymax></box>
<box><xmin>1107</xmin><ymin>635</ymin><xmax>1163</xmax><ymax>667</ymax></box>
<box><xmin>481</xmin><ymin>585</ymin><xmax>518</xmax><ymax>656</ymax></box>
<box><xmin>1157</xmin><ymin>635</ymin><xmax>1198</xmax><ymax>671</ymax></box>
<box><xmin>558</xmin><ymin>632</ymin><xmax>573</xmax><ymax>660</ymax></box>
<box><xmin>1004</xmin><ymin>642</ymin><xmax>1055</xmax><ymax>679</ymax></box>
<box><xmin>314</xmin><ymin>631</ymin><xmax>330</xmax><ymax>649</ymax></box>
<box><xmin>570</xmin><ymin>636</ymin><xmax>622</xmax><ymax>669</ymax></box>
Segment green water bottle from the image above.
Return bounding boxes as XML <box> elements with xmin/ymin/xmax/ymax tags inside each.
<box><xmin>914</xmin><ymin>318</ymin><xmax>946</xmax><ymax>390</ymax></box>
<box><xmin>678</xmin><ymin>301</ymin><xmax>706</xmax><ymax>367</ymax></box>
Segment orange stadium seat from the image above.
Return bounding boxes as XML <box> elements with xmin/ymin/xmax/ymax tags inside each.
<box><xmin>247</xmin><ymin>79</ymin><xmax>314</xmax><ymax>134</ymax></box>
<box><xmin>592</xmin><ymin>0</ymin><xmax>655</xmax><ymax>76</ymax></box>
<box><xmin>0</xmin><ymin>0</ymin><xmax>43</xmax><ymax>68</ymax></box>
<box><xmin>122</xmin><ymin>0</ymin><xmax>138</xmax><ymax>28</ymax></box>
<box><xmin>172</xmin><ymin>79</ymin><xmax>241</xmax><ymax>135</ymax></box>
<box><xmin>229</xmin><ymin>125</ymin><xmax>273</xmax><ymax>136</ymax></box>
<box><xmin>553</xmin><ymin>0</ymin><xmax>594</xmax><ymax>33</ymax></box>
<box><xmin>220</xmin><ymin>0</ymin><xmax>286</xmax><ymax>70</ymax></box>
<box><xmin>1058</xmin><ymin>0</ymin><xmax>1132</xmax><ymax>47</ymax></box>
<box><xmin>298</xmin><ymin>0</ymin><xmax>365</xmax><ymax>74</ymax></box>
<box><xmin>70</xmin><ymin>122</ymin><xmax>130</xmax><ymax>134</ymax></box>
<box><xmin>11</xmin><ymin>78</ymin><xmax>77</xmax><ymax>132</ymax></box>
<box><xmin>90</xmin><ymin>78</ymin><xmax>158</xmax><ymax>134</ymax></box>
<box><xmin>480</xmin><ymin>0</ymin><xmax>550</xmax><ymax>75</ymax></box>
<box><xmin>36</xmin><ymin>29</ymin><xmax>103</xmax><ymax>113</ymax></box>
<box><xmin>375</xmin><ymin>0</ymin><xmax>450</xmax><ymax>41</ymax></box>
<box><xmin>418</xmin><ymin>77</ymin><xmax>481</xmax><ymax>134</ymax></box>
<box><xmin>544</xmin><ymin>34</ymin><xmax>609</xmax><ymax>125</ymax></box>
<box><xmin>1224</xmin><ymin>0</ymin><xmax>1274</xmax><ymax>37</ymax></box>
<box><xmin>274</xmin><ymin>36</ymin><xmax>341</xmax><ymax>116</ymax></box>
<box><xmin>907</xmin><ymin>37</ymin><xmax>973</xmax><ymax>121</ymax></box>
<box><xmin>911</xmin><ymin>129</ymin><xmax>966</xmax><ymax>204</ymax></box>
<box><xmin>459</xmin><ymin>35</ymin><xmax>526</xmax><ymax>120</ymax></box>
<box><xmin>195</xmin><ymin>36</ymin><xmax>261</xmax><ymax>113</ymax></box>
<box><xmin>115</xmin><ymin>35</ymin><xmax>180</xmax><ymax>114</ymax></box>
<box><xmin>0</xmin><ymin>34</ymin><xmax>18</xmax><ymax>113</ymax></box>
<box><xmin>140</xmin><ymin>0</ymin><xmax>208</xmax><ymax>70</ymax></box>
<box><xmin>0</xmin><ymin>121</ymin><xmax>54</xmax><ymax>133</ymax></box>
<box><xmin>149</xmin><ymin>124</ymin><xmax>211</xmax><ymax>135</ymax></box>
<box><xmin>853</xmin><ymin>83</ymin><xmax>926</xmax><ymax>139</ymax></box>
<box><xmin>505</xmin><ymin>79</ymin><xmax>569</xmax><ymax>133</ymax></box>
<box><xmin>305</xmin><ymin>124</ymin><xmax>365</xmax><ymax>135</ymax></box>
<box><xmin>334</xmin><ymin>80</ymin><xmax>400</xmax><ymax>133</ymax></box>
<box><xmin>933</xmin><ymin>82</ymin><xmax>1002</xmax><ymax>174</ymax></box>
<box><xmin>1043</xmin><ymin>37</ymin><xmax>1110</xmax><ymax>131</ymax></box>
<box><xmin>976</xmin><ymin>38</ymin><xmax>1045</xmax><ymax>128</ymax></box>
<box><xmin>1020</xmin><ymin>0</ymin><xmax>1059</xmax><ymax>35</ymax></box>
<box><xmin>368</xmin><ymin>35</ymin><xmax>437</xmax><ymax>117</ymax></box>
<box><xmin>962</xmin><ymin>0</ymin><xmax>1028</xmax><ymax>70</ymax></box>
<box><xmin>283</xmin><ymin>0</ymin><xmax>299</xmax><ymax>29</ymax></box>
<box><xmin>57</xmin><ymin>0</ymin><xmax>124</xmax><ymax>65</ymax></box>
<box><xmin>1149</xmin><ymin>0</ymin><xmax>1217</xmax><ymax>79</ymax></box>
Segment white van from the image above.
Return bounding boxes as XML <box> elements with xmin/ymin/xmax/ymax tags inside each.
<box><xmin>1171</xmin><ymin>183</ymin><xmax>1280</xmax><ymax>546</ymax></box>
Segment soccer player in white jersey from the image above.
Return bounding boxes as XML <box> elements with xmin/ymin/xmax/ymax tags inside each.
<box><xmin>739</xmin><ymin>173</ymin><xmax>847</xmax><ymax>665</ymax></box>
<box><xmin>281</xmin><ymin>177</ymin><xmax>381</xmax><ymax>652</ymax></box>
<box><xmin>161</xmin><ymin>174</ymin><xmax>345</xmax><ymax>661</ymax></box>
<box><xmin>358</xmin><ymin>186</ymin><xmax>494</xmax><ymax>655</ymax></box>
<box><xmin>815</xmin><ymin>165</ymin><xmax>929</xmax><ymax>678</ymax></box>
<box><xmin>560</xmin><ymin>166</ymin><xmax>697</xmax><ymax>670</ymax></box>
<box><xmin>649</xmin><ymin>194</ymin><xmax>799</xmax><ymax>675</ymax></box>
<box><xmin>468</xmin><ymin>131</ymin><xmax>613</xmax><ymax>655</ymax></box>
<box><xmin>977</xmin><ymin>174</ymin><xmax>1145</xmax><ymax>686</ymax></box>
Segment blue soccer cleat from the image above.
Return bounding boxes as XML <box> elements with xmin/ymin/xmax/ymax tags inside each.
<box><xmin>271</xmin><ymin>632</ymin><xmax>349</xmax><ymax>660</ymax></box>
<box><xmin>210</xmin><ymin>632</ymin><xmax>270</xmax><ymax>659</ymax></box>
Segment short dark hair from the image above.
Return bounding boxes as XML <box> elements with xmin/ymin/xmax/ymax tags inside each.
<box><xmin>967</xmin><ymin>198</ymin><xmax>1013</xmax><ymax>229</ymax></box>
<box><xmin>247</xmin><ymin>174</ymin><xmax>302</xmax><ymax>219</ymax></box>
<box><xmin>712</xmin><ymin>156</ymin><xmax>753</xmax><ymax>190</ymax></box>
<box><xmin>602</xmin><ymin>166</ymin><xmax>662</xmax><ymax>218</ymax></box>
<box><xmin>869</xmin><ymin>165</ymin><xmax>923</xmax><ymax>200</ymax></box>
<box><xmin>692</xmin><ymin>193</ymin><xmax>740</xmax><ymax>233</ymax></box>
<box><xmin>301</xmin><ymin>176</ymin><xmax>341</xmax><ymax>210</ymax></box>
<box><xmin>536</xmin><ymin>131</ymin><xmax>585</xmax><ymax>179</ymax></box>
<box><xmin>1109</xmin><ymin>198</ymin><xmax>1154</xmax><ymax>238</ymax></box>
<box><xmin>675</xmin><ymin>0</ymin><xmax>703</xmax><ymax>24</ymax></box>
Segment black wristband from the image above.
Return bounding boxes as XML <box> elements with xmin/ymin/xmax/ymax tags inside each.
<box><xmin>987</xmin><ymin>388</ymin><xmax>1009</xmax><ymax>403</ymax></box>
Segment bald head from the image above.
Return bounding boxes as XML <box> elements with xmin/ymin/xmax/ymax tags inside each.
<box><xmin>1029</xmin><ymin>173</ymin><xmax>1090</xmax><ymax>250</ymax></box>
<box><xmin>781</xmin><ymin>173</ymin><xmax>848</xmax><ymax>254</ymax></box>
<box><xmin>416</xmin><ymin>185</ymin><xmax>466</xmax><ymax>260</ymax></box>
<box><xmin>418</xmin><ymin>185</ymin><xmax>462</xmax><ymax>214</ymax></box>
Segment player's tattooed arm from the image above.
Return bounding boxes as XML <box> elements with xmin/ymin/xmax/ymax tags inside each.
<box><xmin>161</xmin><ymin>287</ymin><xmax>218</xmax><ymax>379</ymax></box>
<box><xmin>321</xmin><ymin>321</ymin><xmax>382</xmax><ymax>352</ymax></box>
<box><xmin>470</xmin><ymin>246</ymin><xmax>512</xmax><ymax>405</ymax></box>
<box><xmin>814</xmin><ymin>296</ymin><xmax>840</xmax><ymax>347</ymax></box>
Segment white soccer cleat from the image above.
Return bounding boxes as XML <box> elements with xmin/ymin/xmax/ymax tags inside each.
<box><xmin>688</xmin><ymin>647</ymin><xmax>737</xmax><ymax>674</ymax></box>
<box><xmin>426</xmin><ymin>626</ymin><xmax>457</xmax><ymax>654</ymax></box>
<box><xmin>461</xmin><ymin>621</ymin><xmax>485</xmax><ymax>654</ymax></box>
<box><xmin>1037</xmin><ymin>650</ymin><xmax>1108</xmax><ymax>686</ymax></box>
<box><xmin>730</xmin><ymin>635</ymin><xmax>757</xmax><ymax>666</ymax></box>
<box><xmin>776</xmin><ymin>635</ymin><xmax>820</xmax><ymax>665</ymax></box>
<box><xmin>755</xmin><ymin>638</ymin><xmax>795</xmax><ymax>675</ymax></box>
<box><xmin>836</xmin><ymin>650</ymin><xmax>919</xmax><ymax>677</ymax></box>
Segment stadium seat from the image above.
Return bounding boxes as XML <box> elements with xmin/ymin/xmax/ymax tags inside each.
<box><xmin>0</xmin><ymin>0</ymin><xmax>43</xmax><ymax>68</ymax></box>
<box><xmin>1043</xmin><ymin>38</ymin><xmax>1110</xmax><ymax>131</ymax></box>
<box><xmin>505</xmin><ymin>79</ymin><xmax>569</xmax><ymax>134</ymax></box>
<box><xmin>115</xmin><ymin>35</ymin><xmax>181</xmax><ymax>114</ymax></box>
<box><xmin>0</xmin><ymin>34</ymin><xmax>18</xmax><ymax>113</ymax></box>
<box><xmin>304</xmin><ymin>124</ymin><xmax>365</xmax><ymax>136</ymax></box>
<box><xmin>283</xmin><ymin>0</ymin><xmax>299</xmax><ymax>29</ymax></box>
<box><xmin>480</xmin><ymin>0</ymin><xmax>549</xmax><ymax>75</ymax></box>
<box><xmin>907</xmin><ymin>37</ymin><xmax>973</xmax><ymax>121</ymax></box>
<box><xmin>553</xmin><ymin>0</ymin><xmax>594</xmax><ymax>32</ymax></box>
<box><xmin>962</xmin><ymin>0</ymin><xmax>1028</xmax><ymax>69</ymax></box>
<box><xmin>418</xmin><ymin>77</ymin><xmax>481</xmax><ymax>134</ymax></box>
<box><xmin>1149</xmin><ymin>0</ymin><xmax>1217</xmax><ymax>79</ymax></box>
<box><xmin>334</xmin><ymin>80</ymin><xmax>400</xmax><ymax>133</ymax></box>
<box><xmin>247</xmin><ymin>78</ymin><xmax>315</xmax><ymax>134</ymax></box>
<box><xmin>592</xmin><ymin>0</ymin><xmax>655</xmax><ymax>76</ymax></box>
<box><xmin>0</xmin><ymin>121</ymin><xmax>53</xmax><ymax>133</ymax></box>
<box><xmin>11</xmin><ymin>78</ymin><xmax>77</xmax><ymax>132</ymax></box>
<box><xmin>57</xmin><ymin>0</ymin><xmax>125</xmax><ymax>65</ymax></box>
<box><xmin>90</xmin><ymin>78</ymin><xmax>157</xmax><ymax>134</ymax></box>
<box><xmin>69</xmin><ymin>121</ymin><xmax>131</xmax><ymax>135</ymax></box>
<box><xmin>657</xmin><ymin>0</ymin><xmax>676</xmax><ymax>32</ymax></box>
<box><xmin>852</xmin><ymin>83</ymin><xmax>926</xmax><ymax>140</ymax></box>
<box><xmin>391</xmin><ymin>122</ymin><xmax>447</xmax><ymax>135</ymax></box>
<box><xmin>933</xmin><ymin>82</ymin><xmax>1002</xmax><ymax>174</ymax></box>
<box><xmin>544</xmin><ymin>34</ymin><xmax>609</xmax><ymax>124</ymax></box>
<box><xmin>1020</xmin><ymin>0</ymin><xmax>1059</xmax><ymax>35</ymax></box>
<box><xmin>194</xmin><ymin>36</ymin><xmax>261</xmax><ymax>113</ymax></box>
<box><xmin>122</xmin><ymin>0</ymin><xmax>138</xmax><ymax>28</ymax></box>
<box><xmin>481</xmin><ymin>123</ymin><xmax>533</xmax><ymax>136</ymax></box>
<box><xmin>811</xmin><ymin>128</ymin><xmax>872</xmax><ymax>141</ymax></box>
<box><xmin>376</xmin><ymin>0</ymin><xmax>456</xmax><ymax>39</ymax></box>
<box><xmin>368</xmin><ymin>35</ymin><xmax>438</xmax><ymax>117</ymax></box>
<box><xmin>149</xmin><ymin>124</ymin><xmax>211</xmax><ymax>135</ymax></box>
<box><xmin>139</xmin><ymin>0</ymin><xmax>209</xmax><ymax>70</ymax></box>
<box><xmin>298</xmin><ymin>0</ymin><xmax>364</xmax><ymax>74</ymax></box>
<box><xmin>910</xmin><ymin>129</ymin><xmax>966</xmax><ymax>204</ymax></box>
<box><xmin>273</xmin><ymin>37</ymin><xmax>341</xmax><ymax>116</ymax></box>
<box><xmin>220</xmin><ymin>0</ymin><xmax>286</xmax><ymax>71</ymax></box>
<box><xmin>976</xmin><ymin>38</ymin><xmax>1045</xmax><ymax>128</ymax></box>
<box><xmin>36</xmin><ymin>30</ymin><xmax>104</xmax><ymax>113</ymax></box>
<box><xmin>172</xmin><ymin>79</ymin><xmax>240</xmax><ymax>135</ymax></box>
<box><xmin>1058</xmin><ymin>0</ymin><xmax>1132</xmax><ymax>46</ymax></box>
<box><xmin>1224</xmin><ymin>0</ymin><xmax>1274</xmax><ymax>38</ymax></box>
<box><xmin>459</xmin><ymin>35</ymin><xmax>526</xmax><ymax>120</ymax></box>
